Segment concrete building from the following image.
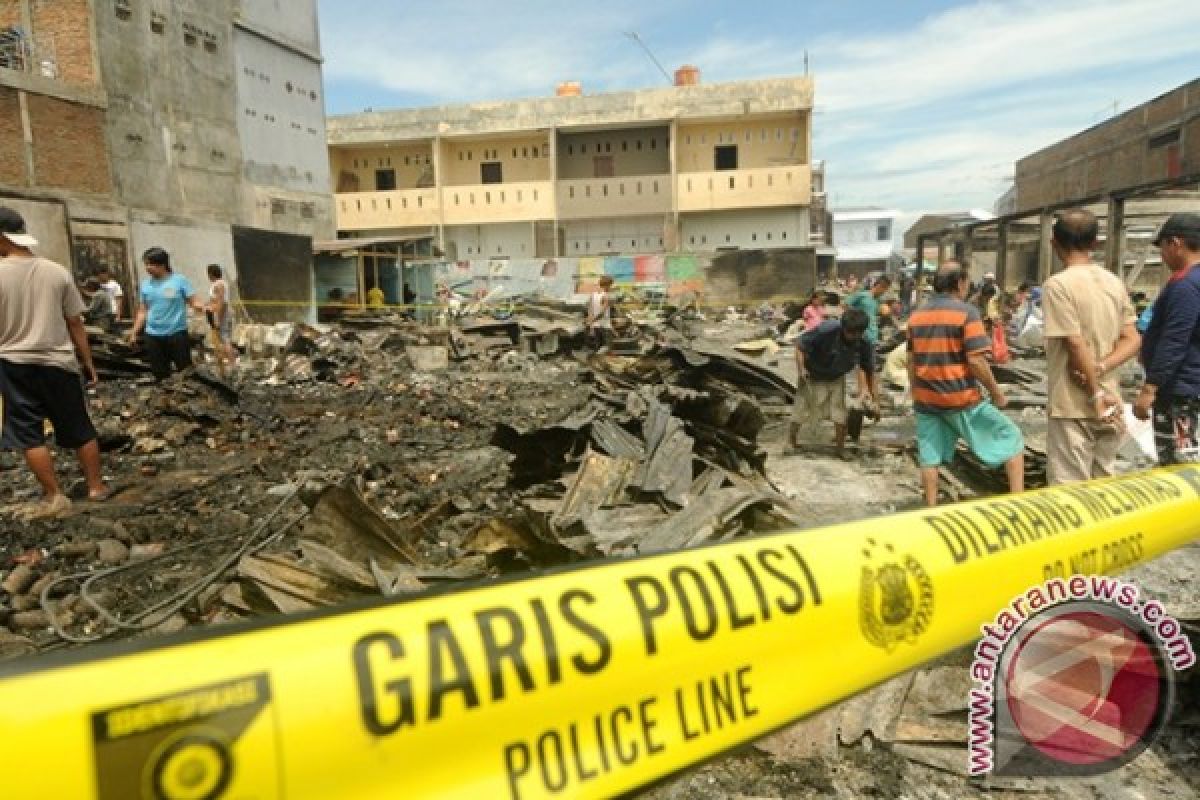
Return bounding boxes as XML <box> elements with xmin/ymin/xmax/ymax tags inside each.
<box><xmin>903</xmin><ymin>209</ymin><xmax>995</xmax><ymax>277</ymax></box>
<box><xmin>1014</xmin><ymin>78</ymin><xmax>1199</xmax><ymax>212</ymax></box>
<box><xmin>832</xmin><ymin>208</ymin><xmax>900</xmax><ymax>279</ymax></box>
<box><xmin>326</xmin><ymin>72</ymin><xmax>815</xmax><ymax>264</ymax></box>
<box><xmin>913</xmin><ymin>78</ymin><xmax>1200</xmax><ymax>294</ymax></box>
<box><xmin>0</xmin><ymin>0</ymin><xmax>332</xmax><ymax>317</ymax></box>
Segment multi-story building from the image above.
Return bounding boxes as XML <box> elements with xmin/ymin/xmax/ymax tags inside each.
<box><xmin>0</xmin><ymin>0</ymin><xmax>332</xmax><ymax>311</ymax></box>
<box><xmin>832</xmin><ymin>208</ymin><xmax>901</xmax><ymax>279</ymax></box>
<box><xmin>327</xmin><ymin>70</ymin><xmax>815</xmax><ymax>262</ymax></box>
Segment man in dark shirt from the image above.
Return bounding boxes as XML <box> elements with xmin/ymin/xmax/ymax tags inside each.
<box><xmin>1134</xmin><ymin>213</ymin><xmax>1200</xmax><ymax>464</ymax></box>
<box><xmin>789</xmin><ymin>308</ymin><xmax>877</xmax><ymax>457</ymax></box>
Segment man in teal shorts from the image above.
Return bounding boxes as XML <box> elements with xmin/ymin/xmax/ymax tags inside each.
<box><xmin>907</xmin><ymin>262</ymin><xmax>1025</xmax><ymax>506</ymax></box>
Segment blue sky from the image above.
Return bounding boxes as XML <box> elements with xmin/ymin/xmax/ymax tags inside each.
<box><xmin>317</xmin><ymin>0</ymin><xmax>1199</xmax><ymax>215</ymax></box>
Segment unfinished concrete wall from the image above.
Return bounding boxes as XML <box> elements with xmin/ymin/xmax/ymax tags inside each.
<box><xmin>95</xmin><ymin>0</ymin><xmax>242</xmax><ymax>223</ymax></box>
<box><xmin>0</xmin><ymin>195</ymin><xmax>71</xmax><ymax>267</ymax></box>
<box><xmin>129</xmin><ymin>218</ymin><xmax>236</xmax><ymax>300</ymax></box>
<box><xmin>1016</xmin><ymin>78</ymin><xmax>1200</xmax><ymax>210</ymax></box>
<box><xmin>233</xmin><ymin>22</ymin><xmax>333</xmax><ymax>239</ymax></box>
<box><xmin>233</xmin><ymin>0</ymin><xmax>319</xmax><ymax>53</ymax></box>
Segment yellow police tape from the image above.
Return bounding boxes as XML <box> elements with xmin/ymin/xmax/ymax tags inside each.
<box><xmin>2</xmin><ymin>466</ymin><xmax>1198</xmax><ymax>799</ymax></box>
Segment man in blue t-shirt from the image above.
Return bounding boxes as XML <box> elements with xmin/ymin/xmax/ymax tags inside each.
<box><xmin>128</xmin><ymin>247</ymin><xmax>202</xmax><ymax>380</ymax></box>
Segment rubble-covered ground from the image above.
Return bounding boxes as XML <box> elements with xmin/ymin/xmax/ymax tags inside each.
<box><xmin>0</xmin><ymin>304</ymin><xmax>1195</xmax><ymax>798</ymax></box>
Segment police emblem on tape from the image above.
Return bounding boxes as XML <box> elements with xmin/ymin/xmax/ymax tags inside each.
<box><xmin>859</xmin><ymin>539</ymin><xmax>934</xmax><ymax>652</ymax></box>
<box><xmin>91</xmin><ymin>673</ymin><xmax>281</xmax><ymax>800</ymax></box>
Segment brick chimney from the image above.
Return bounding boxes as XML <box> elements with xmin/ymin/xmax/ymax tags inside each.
<box><xmin>556</xmin><ymin>81</ymin><xmax>582</xmax><ymax>97</ymax></box>
<box><xmin>674</xmin><ymin>65</ymin><xmax>700</xmax><ymax>86</ymax></box>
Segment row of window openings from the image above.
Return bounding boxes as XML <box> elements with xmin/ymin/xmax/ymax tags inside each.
<box><xmin>346</xmin><ymin>188</ymin><xmax>542</xmax><ymax>212</ymax></box>
<box><xmin>568</xmin><ymin>180</ymin><xmax>660</xmax><ymax>199</ymax></box>
<box><xmin>684</xmin><ymin>172</ymin><xmax>793</xmax><ymax>192</ymax></box>
<box><xmin>127</xmin><ymin>8</ymin><xmax>220</xmax><ymax>53</ymax></box>
<box><xmin>460</xmin><ymin>146</ymin><xmax>546</xmax><ymax>161</ymax></box>
<box><xmin>355</xmin><ymin>156</ymin><xmax>430</xmax><ymax>168</ymax></box>
<box><xmin>688</xmin><ymin>231</ymin><xmax>791</xmax><ymax>245</ymax></box>
<box><xmin>240</xmin><ymin>68</ymin><xmax>321</xmax><ymax>102</ymax></box>
<box><xmin>685</xmin><ymin>129</ymin><xmax>799</xmax><ymax>145</ymax></box>
<box><xmin>564</xmin><ymin>139</ymin><xmax>657</xmax><ymax>156</ymax></box>
<box><xmin>462</xmin><ymin>243</ymin><xmax>529</xmax><ymax>255</ymax></box>
<box><xmin>243</xmin><ymin>109</ymin><xmax>319</xmax><ymax>135</ymax></box>
<box><xmin>571</xmin><ymin>238</ymin><xmax>665</xmax><ymax>251</ymax></box>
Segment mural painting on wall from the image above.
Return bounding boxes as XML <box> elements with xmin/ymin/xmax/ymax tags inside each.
<box><xmin>666</xmin><ymin>255</ymin><xmax>704</xmax><ymax>299</ymax></box>
<box><xmin>576</xmin><ymin>256</ymin><xmax>605</xmax><ymax>293</ymax></box>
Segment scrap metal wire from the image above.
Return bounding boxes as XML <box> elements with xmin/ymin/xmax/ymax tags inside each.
<box><xmin>41</xmin><ymin>486</ymin><xmax>307</xmax><ymax>644</ymax></box>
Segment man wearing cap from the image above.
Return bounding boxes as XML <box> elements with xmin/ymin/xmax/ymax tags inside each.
<box><xmin>1041</xmin><ymin>209</ymin><xmax>1141</xmax><ymax>484</ymax></box>
<box><xmin>1134</xmin><ymin>213</ymin><xmax>1200</xmax><ymax>464</ymax></box>
<box><xmin>0</xmin><ymin>207</ymin><xmax>108</xmax><ymax>518</ymax></box>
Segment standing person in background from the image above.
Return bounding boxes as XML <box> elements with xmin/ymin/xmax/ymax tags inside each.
<box><xmin>1134</xmin><ymin>213</ymin><xmax>1200</xmax><ymax>464</ymax></box>
<box><xmin>0</xmin><ymin>206</ymin><xmax>108</xmax><ymax>519</ymax></box>
<box><xmin>1042</xmin><ymin>209</ymin><xmax>1141</xmax><ymax>484</ymax></box>
<box><xmin>128</xmin><ymin>247</ymin><xmax>203</xmax><ymax>381</ymax></box>
<box><xmin>206</xmin><ymin>264</ymin><xmax>236</xmax><ymax>376</ymax></box>
<box><xmin>802</xmin><ymin>289</ymin><xmax>826</xmax><ymax>332</ymax></box>
<box><xmin>845</xmin><ymin>275</ymin><xmax>892</xmax><ymax>347</ymax></box>
<box><xmin>907</xmin><ymin>262</ymin><xmax>1024</xmax><ymax>507</ymax></box>
<box><xmin>96</xmin><ymin>267</ymin><xmax>125</xmax><ymax>321</ymax></box>
<box><xmin>586</xmin><ymin>275</ymin><xmax>614</xmax><ymax>349</ymax></box>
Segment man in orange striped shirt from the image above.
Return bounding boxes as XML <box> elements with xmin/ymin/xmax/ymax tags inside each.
<box><xmin>907</xmin><ymin>263</ymin><xmax>1025</xmax><ymax>506</ymax></box>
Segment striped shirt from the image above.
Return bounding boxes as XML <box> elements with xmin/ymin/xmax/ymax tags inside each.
<box><xmin>907</xmin><ymin>294</ymin><xmax>990</xmax><ymax>411</ymax></box>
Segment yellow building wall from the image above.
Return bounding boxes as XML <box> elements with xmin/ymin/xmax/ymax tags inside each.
<box><xmin>676</xmin><ymin>117</ymin><xmax>808</xmax><ymax>173</ymax></box>
<box><xmin>329</xmin><ymin>145</ymin><xmax>434</xmax><ymax>192</ymax></box>
<box><xmin>557</xmin><ymin>128</ymin><xmax>670</xmax><ymax>179</ymax></box>
<box><xmin>441</xmin><ymin>134</ymin><xmax>552</xmax><ymax>186</ymax></box>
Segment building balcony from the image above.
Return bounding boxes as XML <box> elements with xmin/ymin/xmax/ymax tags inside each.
<box><xmin>676</xmin><ymin>165</ymin><xmax>811</xmax><ymax>213</ymax></box>
<box><xmin>557</xmin><ymin>175</ymin><xmax>671</xmax><ymax>220</ymax></box>
<box><xmin>335</xmin><ymin>189</ymin><xmax>440</xmax><ymax>230</ymax></box>
<box><xmin>441</xmin><ymin>181</ymin><xmax>554</xmax><ymax>225</ymax></box>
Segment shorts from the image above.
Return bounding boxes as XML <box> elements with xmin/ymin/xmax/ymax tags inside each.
<box><xmin>793</xmin><ymin>377</ymin><xmax>847</xmax><ymax>429</ymax></box>
<box><xmin>1153</xmin><ymin>396</ymin><xmax>1200</xmax><ymax>465</ymax></box>
<box><xmin>917</xmin><ymin>402</ymin><xmax>1023</xmax><ymax>468</ymax></box>
<box><xmin>1046</xmin><ymin>416</ymin><xmax>1121</xmax><ymax>484</ymax></box>
<box><xmin>0</xmin><ymin>359</ymin><xmax>97</xmax><ymax>450</ymax></box>
<box><xmin>144</xmin><ymin>331</ymin><xmax>193</xmax><ymax>380</ymax></box>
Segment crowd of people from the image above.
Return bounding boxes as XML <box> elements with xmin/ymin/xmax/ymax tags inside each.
<box><xmin>786</xmin><ymin>208</ymin><xmax>1200</xmax><ymax>505</ymax></box>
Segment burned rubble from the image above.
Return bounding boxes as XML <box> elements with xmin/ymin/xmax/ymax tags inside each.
<box><xmin>0</xmin><ymin>302</ymin><xmax>1195</xmax><ymax>797</ymax></box>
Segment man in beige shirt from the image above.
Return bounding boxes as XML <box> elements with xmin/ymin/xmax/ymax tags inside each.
<box><xmin>0</xmin><ymin>207</ymin><xmax>108</xmax><ymax>519</ymax></box>
<box><xmin>1042</xmin><ymin>209</ymin><xmax>1141</xmax><ymax>484</ymax></box>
